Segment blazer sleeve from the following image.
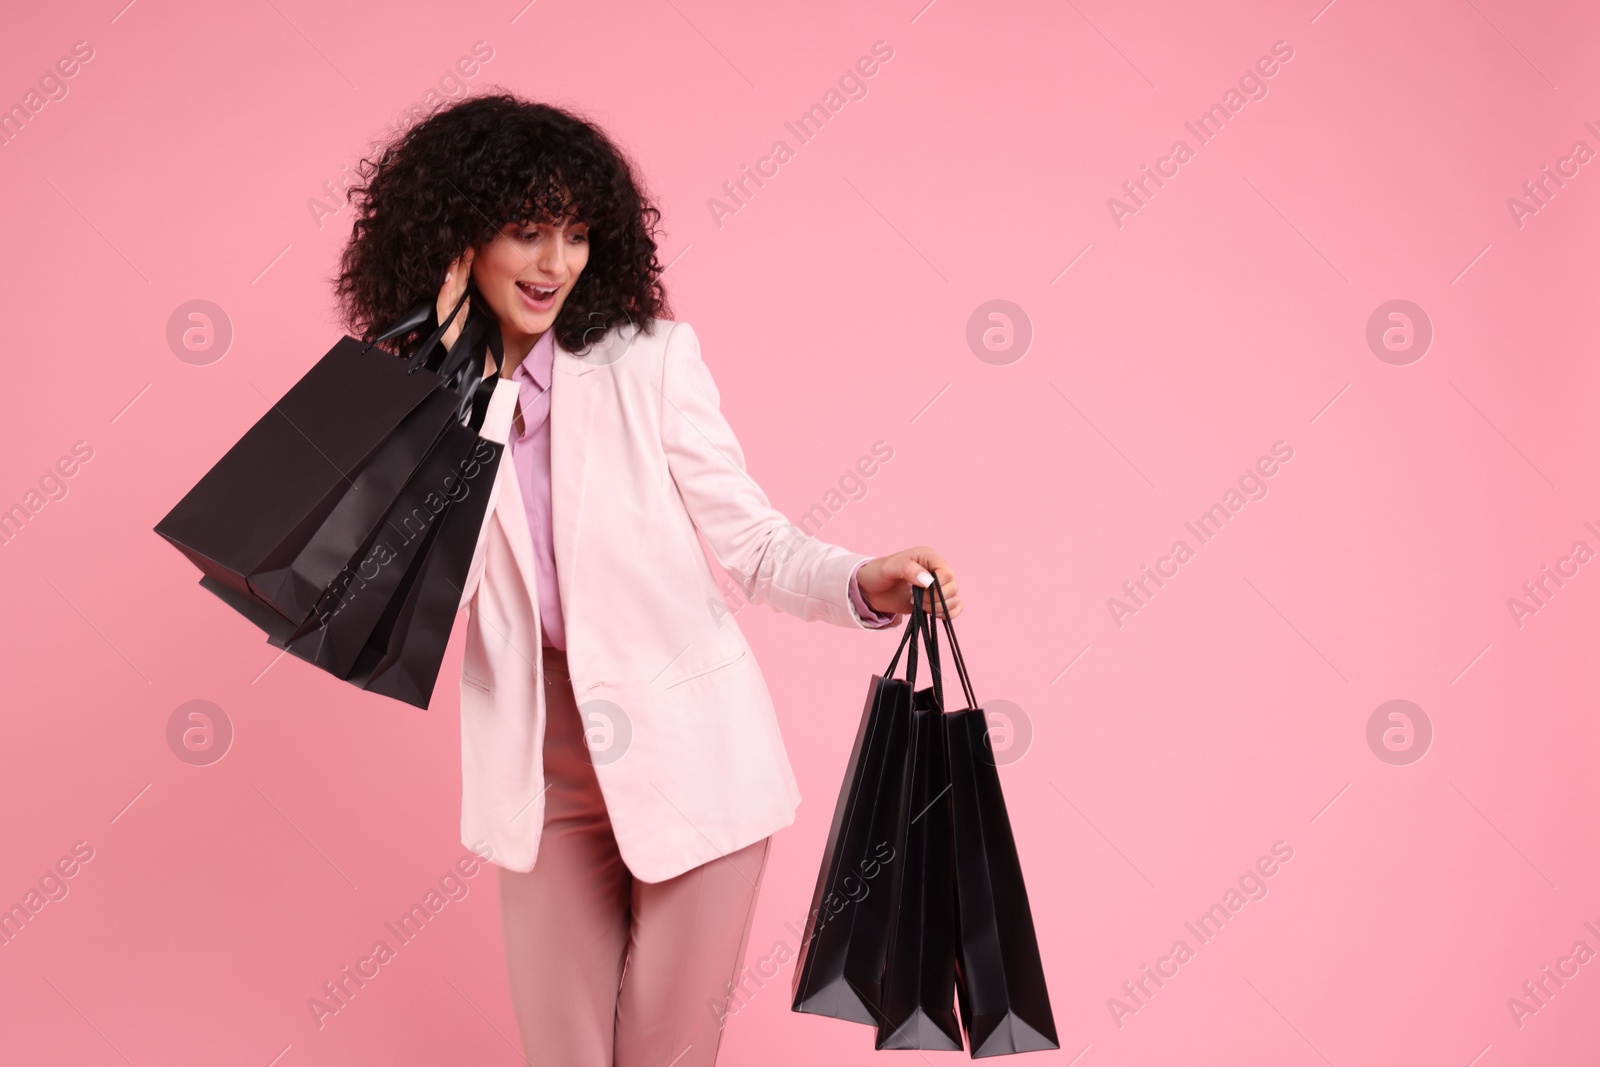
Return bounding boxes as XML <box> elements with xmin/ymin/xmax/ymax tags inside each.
<box><xmin>659</xmin><ymin>320</ymin><xmax>901</xmax><ymax>630</ymax></box>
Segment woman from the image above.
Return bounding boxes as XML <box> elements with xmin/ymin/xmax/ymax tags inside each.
<box><xmin>334</xmin><ymin>93</ymin><xmax>962</xmax><ymax>1066</ymax></box>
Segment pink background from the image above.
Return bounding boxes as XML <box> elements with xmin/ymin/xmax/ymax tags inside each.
<box><xmin>2</xmin><ymin>0</ymin><xmax>1597</xmax><ymax>1063</ymax></box>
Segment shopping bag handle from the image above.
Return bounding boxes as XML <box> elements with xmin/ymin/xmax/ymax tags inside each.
<box><xmin>358</xmin><ymin>284</ymin><xmax>503</xmax><ymax>433</ymax></box>
<box><xmin>366</xmin><ymin>303</ymin><xmax>434</xmax><ymax>351</ymax></box>
<box><xmin>883</xmin><ymin>582</ymin><xmax>925</xmax><ymax>680</ymax></box>
<box><xmin>918</xmin><ymin>587</ymin><xmax>946</xmax><ymax>712</ymax></box>
<box><xmin>429</xmin><ymin>299</ymin><xmax>503</xmax><ymax>385</ymax></box>
<box><xmin>438</xmin><ymin>310</ymin><xmax>505</xmax><ymax>432</ymax></box>
<box><xmin>445</xmin><ymin>304</ymin><xmax>505</xmax><ymax>384</ymax></box>
<box><xmin>922</xmin><ymin>577</ymin><xmax>978</xmax><ymax>712</ymax></box>
<box><xmin>880</xmin><ymin>581</ymin><xmax>950</xmax><ymax>712</ymax></box>
<box><xmin>406</xmin><ymin>283</ymin><xmax>475</xmax><ymax>375</ymax></box>
<box><xmin>883</xmin><ymin>598</ymin><xmax>921</xmax><ymax>671</ymax></box>
<box><xmin>359</xmin><ymin>282</ymin><xmax>473</xmax><ymax>374</ymax></box>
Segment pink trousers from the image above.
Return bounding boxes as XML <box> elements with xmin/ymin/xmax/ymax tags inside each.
<box><xmin>497</xmin><ymin>646</ymin><xmax>771</xmax><ymax>1066</ymax></box>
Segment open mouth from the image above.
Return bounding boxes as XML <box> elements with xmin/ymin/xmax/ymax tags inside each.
<box><xmin>516</xmin><ymin>281</ymin><xmax>559</xmax><ymax>302</ymax></box>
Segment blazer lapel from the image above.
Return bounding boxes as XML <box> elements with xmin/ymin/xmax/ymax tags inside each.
<box><xmin>548</xmin><ymin>335</ymin><xmax>601</xmax><ymax>643</ymax></box>
<box><xmin>471</xmin><ymin>377</ymin><xmax>543</xmax><ymax>672</ymax></box>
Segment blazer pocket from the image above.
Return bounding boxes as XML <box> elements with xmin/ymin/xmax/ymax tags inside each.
<box><xmin>662</xmin><ymin>646</ymin><xmax>748</xmax><ymax>690</ymax></box>
<box><xmin>461</xmin><ymin>669</ymin><xmax>493</xmax><ymax>694</ymax></box>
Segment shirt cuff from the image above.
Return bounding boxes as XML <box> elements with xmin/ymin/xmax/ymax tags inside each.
<box><xmin>848</xmin><ymin>559</ymin><xmax>899</xmax><ymax>628</ymax></box>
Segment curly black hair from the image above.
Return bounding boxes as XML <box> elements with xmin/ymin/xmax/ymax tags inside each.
<box><xmin>334</xmin><ymin>92</ymin><xmax>672</xmax><ymax>357</ymax></box>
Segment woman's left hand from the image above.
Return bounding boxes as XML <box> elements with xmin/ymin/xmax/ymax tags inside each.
<box><xmin>857</xmin><ymin>547</ymin><xmax>961</xmax><ymax>620</ymax></box>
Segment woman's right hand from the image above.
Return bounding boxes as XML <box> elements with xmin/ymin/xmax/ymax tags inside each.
<box><xmin>436</xmin><ymin>247</ymin><xmax>477</xmax><ymax>357</ymax></box>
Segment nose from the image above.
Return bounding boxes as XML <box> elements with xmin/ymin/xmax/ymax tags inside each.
<box><xmin>530</xmin><ymin>233</ymin><xmax>571</xmax><ymax>279</ymax></box>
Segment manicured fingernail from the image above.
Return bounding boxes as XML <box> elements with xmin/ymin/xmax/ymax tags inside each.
<box><xmin>916</xmin><ymin>570</ymin><xmax>934</xmax><ymax>587</ymax></box>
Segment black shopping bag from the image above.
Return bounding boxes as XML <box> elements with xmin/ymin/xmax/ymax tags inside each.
<box><xmin>791</xmin><ymin>594</ymin><xmax>927</xmax><ymax>1025</ymax></box>
<box><xmin>269</xmin><ymin>393</ymin><xmax>485</xmax><ymax>679</ymax></box>
<box><xmin>840</xmin><ymin>670</ymin><xmax>926</xmax><ymax>1025</ymax></box>
<box><xmin>339</xmin><ymin>415</ymin><xmax>503</xmax><ymax>708</ymax></box>
<box><xmin>874</xmin><ymin>591</ymin><xmax>963</xmax><ymax>1051</ymax></box>
<box><xmin>155</xmin><ymin>287</ymin><xmax>487</xmax><ymax>627</ymax></box>
<box><xmin>157</xmin><ymin>289</ymin><xmax>505</xmax><ymax>708</ymax></box>
<box><xmin>927</xmin><ymin>579</ymin><xmax>1060</xmax><ymax>1057</ymax></box>
<box><xmin>268</xmin><ymin>305</ymin><xmax>503</xmax><ymax>637</ymax></box>
<box><xmin>261</xmin><ymin>383</ymin><xmax>463</xmax><ymax>632</ymax></box>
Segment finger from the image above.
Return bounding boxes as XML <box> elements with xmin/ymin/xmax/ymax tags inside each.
<box><xmin>915</xmin><ymin>583</ymin><xmax>958</xmax><ymax>617</ymax></box>
<box><xmin>911</xmin><ymin>551</ymin><xmax>950</xmax><ymax>588</ymax></box>
<box><xmin>924</xmin><ymin>566</ymin><xmax>957</xmax><ymax>615</ymax></box>
<box><xmin>438</xmin><ymin>263</ymin><xmax>462</xmax><ymax>310</ymax></box>
<box><xmin>905</xmin><ymin>558</ymin><xmax>934</xmax><ymax>587</ymax></box>
<box><xmin>442</xmin><ymin>250</ymin><xmax>473</xmax><ymax>295</ymax></box>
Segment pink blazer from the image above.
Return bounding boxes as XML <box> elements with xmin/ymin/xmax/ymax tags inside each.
<box><xmin>454</xmin><ymin>319</ymin><xmax>901</xmax><ymax>881</ymax></box>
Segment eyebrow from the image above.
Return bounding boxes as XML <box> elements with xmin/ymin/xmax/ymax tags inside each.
<box><xmin>509</xmin><ymin>215</ymin><xmax>588</xmax><ymax>229</ymax></box>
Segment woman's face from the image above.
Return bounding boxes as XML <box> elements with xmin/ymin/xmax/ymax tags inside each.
<box><xmin>471</xmin><ymin>213</ymin><xmax>590</xmax><ymax>343</ymax></box>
